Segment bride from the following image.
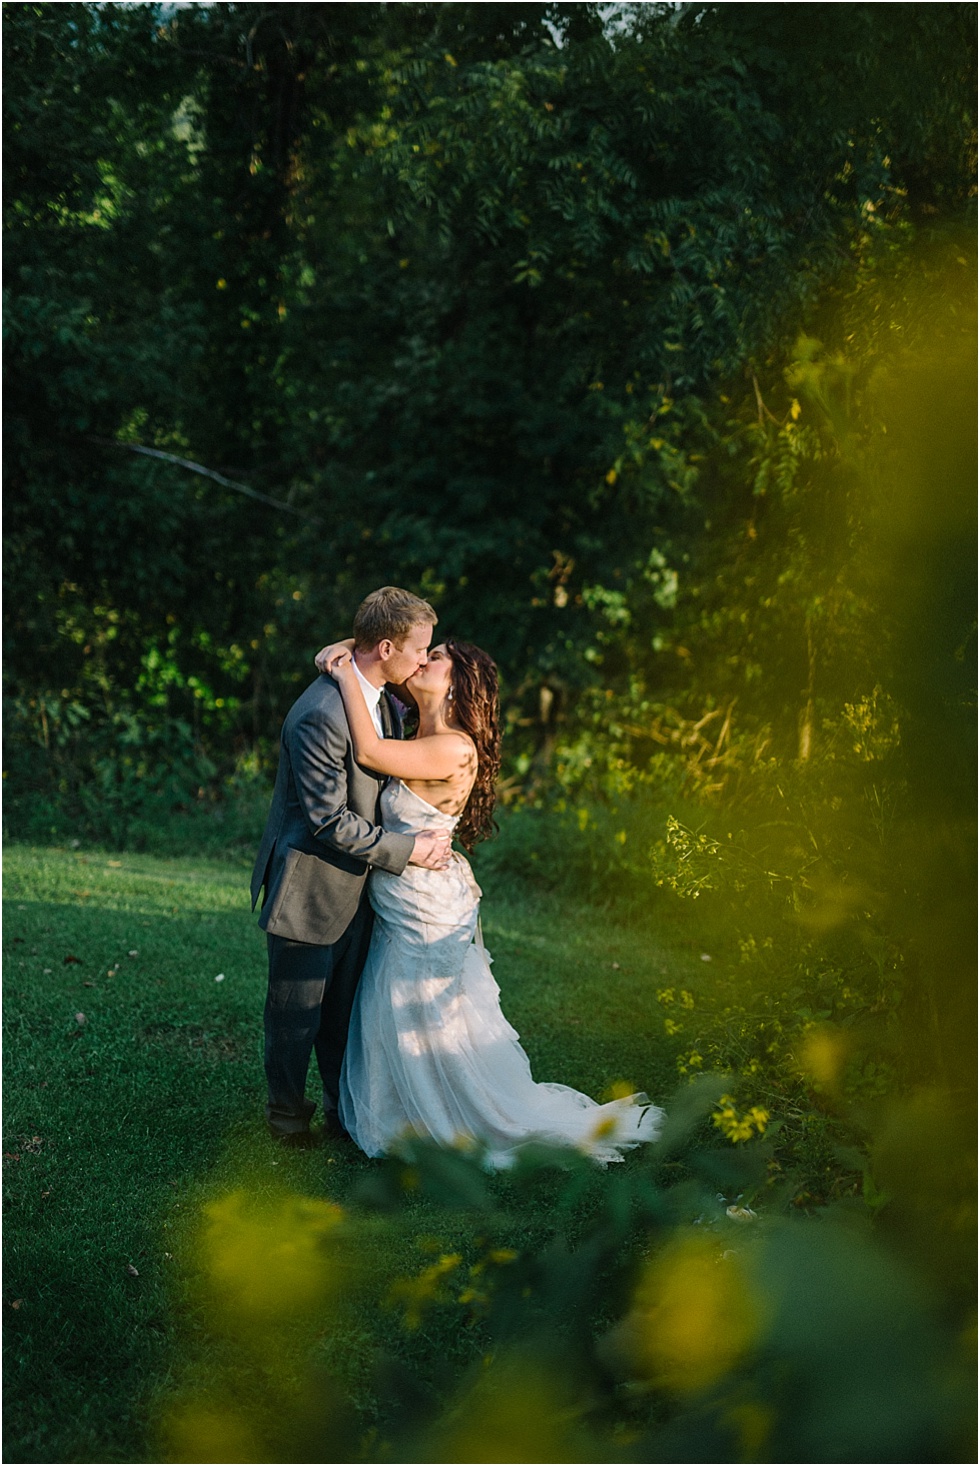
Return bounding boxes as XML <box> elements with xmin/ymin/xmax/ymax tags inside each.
<box><xmin>314</xmin><ymin>634</ymin><xmax>663</xmax><ymax>1168</ymax></box>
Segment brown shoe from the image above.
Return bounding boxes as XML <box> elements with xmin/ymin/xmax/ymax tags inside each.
<box><xmin>270</xmin><ymin>1128</ymin><xmax>319</xmax><ymax>1150</ymax></box>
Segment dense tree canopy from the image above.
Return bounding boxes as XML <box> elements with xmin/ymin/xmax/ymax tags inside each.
<box><xmin>3</xmin><ymin>2</ymin><xmax>976</xmax><ymax>810</ymax></box>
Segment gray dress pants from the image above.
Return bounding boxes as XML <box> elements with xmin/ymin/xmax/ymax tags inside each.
<box><xmin>263</xmin><ymin>898</ymin><xmax>374</xmax><ymax>1135</ymax></box>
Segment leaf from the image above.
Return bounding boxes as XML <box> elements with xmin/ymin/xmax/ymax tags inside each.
<box><xmin>74</xmin><ymin>1012</ymin><xmax>87</xmax><ymax>1025</ymax></box>
<box><xmin>126</xmin><ymin>1263</ymin><xmax>140</xmax><ymax>1277</ymax></box>
<box><xmin>63</xmin><ymin>954</ymin><xmax>82</xmax><ymax>965</ymax></box>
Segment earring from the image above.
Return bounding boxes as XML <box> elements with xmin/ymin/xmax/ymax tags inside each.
<box><xmin>447</xmin><ymin>686</ymin><xmax>454</xmax><ymax>702</ymax></box>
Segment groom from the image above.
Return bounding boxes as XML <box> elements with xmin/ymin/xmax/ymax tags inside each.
<box><xmin>250</xmin><ymin>586</ymin><xmax>451</xmax><ymax>1146</ymax></box>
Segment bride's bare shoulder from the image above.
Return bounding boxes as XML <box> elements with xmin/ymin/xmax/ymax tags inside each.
<box><xmin>414</xmin><ymin>728</ymin><xmax>476</xmax><ymax>761</ymax></box>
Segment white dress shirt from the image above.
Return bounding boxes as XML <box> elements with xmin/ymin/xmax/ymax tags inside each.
<box><xmin>352</xmin><ymin>655</ymin><xmax>385</xmax><ymax>737</ymax></box>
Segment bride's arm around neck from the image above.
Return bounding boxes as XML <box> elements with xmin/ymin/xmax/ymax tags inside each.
<box><xmin>327</xmin><ymin>651</ymin><xmax>473</xmax><ymax>784</ymax></box>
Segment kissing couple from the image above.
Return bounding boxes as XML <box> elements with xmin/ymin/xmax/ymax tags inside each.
<box><xmin>251</xmin><ymin>585</ymin><xmax>663</xmax><ymax>1167</ymax></box>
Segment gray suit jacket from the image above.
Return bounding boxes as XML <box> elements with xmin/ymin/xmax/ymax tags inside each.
<box><xmin>250</xmin><ymin>674</ymin><xmax>415</xmax><ymax>946</ymax></box>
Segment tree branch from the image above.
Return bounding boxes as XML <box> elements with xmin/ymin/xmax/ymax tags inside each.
<box><xmin>751</xmin><ymin>373</ymin><xmax>780</xmax><ymax>425</ymax></box>
<box><xmin>88</xmin><ymin>439</ymin><xmax>322</xmax><ymax>524</ymax></box>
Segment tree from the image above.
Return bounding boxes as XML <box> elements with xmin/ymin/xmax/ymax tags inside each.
<box><xmin>3</xmin><ymin>2</ymin><xmax>975</xmax><ymax>834</ymax></box>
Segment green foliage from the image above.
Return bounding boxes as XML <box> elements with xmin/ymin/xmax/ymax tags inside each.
<box><xmin>156</xmin><ymin>1115</ymin><xmax>974</xmax><ymax>1464</ymax></box>
<box><xmin>3</xmin><ymin>15</ymin><xmax>975</xmax><ymax>1457</ymax></box>
<box><xmin>4</xmin><ymin>2</ymin><xmax>976</xmax><ymax>794</ymax></box>
<box><xmin>495</xmin><ymin>235</ymin><xmax>977</xmax><ymax>1200</ymax></box>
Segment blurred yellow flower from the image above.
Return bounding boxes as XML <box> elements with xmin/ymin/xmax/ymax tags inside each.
<box><xmin>601</xmin><ymin>1078</ymin><xmax>637</xmax><ymax>1102</ymax></box>
<box><xmin>162</xmin><ymin>1403</ymin><xmax>259</xmax><ymax>1464</ymax></box>
<box><xmin>799</xmin><ymin>1025</ymin><xmax>850</xmax><ymax>1088</ymax></box>
<box><xmin>605</xmin><ymin>1235</ymin><xmax>764</xmax><ymax>1394</ymax></box>
<box><xmin>712</xmin><ymin>1096</ymin><xmax>769</xmax><ymax>1143</ymax></box>
<box><xmin>199</xmin><ymin>1190</ymin><xmax>344</xmax><ymax>1325</ymax></box>
<box><xmin>431</xmin><ymin>1353</ymin><xmax>585</xmax><ymax>1463</ymax></box>
<box><xmin>388</xmin><ymin>1252</ymin><xmax>462</xmax><ymax>1330</ymax></box>
<box><xmin>726</xmin><ymin>1400</ymin><xmax>774</xmax><ymax>1457</ymax></box>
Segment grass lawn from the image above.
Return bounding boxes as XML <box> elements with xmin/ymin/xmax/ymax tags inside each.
<box><xmin>2</xmin><ymin>841</ymin><xmax>701</xmax><ymax>1464</ymax></box>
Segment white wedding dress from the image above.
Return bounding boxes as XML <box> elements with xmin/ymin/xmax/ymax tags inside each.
<box><xmin>339</xmin><ymin>779</ymin><xmax>663</xmax><ymax>1168</ymax></box>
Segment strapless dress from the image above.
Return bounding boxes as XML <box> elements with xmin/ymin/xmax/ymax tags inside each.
<box><xmin>339</xmin><ymin>779</ymin><xmax>663</xmax><ymax>1168</ymax></box>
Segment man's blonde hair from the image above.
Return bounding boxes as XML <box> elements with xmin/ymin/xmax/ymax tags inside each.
<box><xmin>353</xmin><ymin>586</ymin><xmax>437</xmax><ymax>651</ymax></box>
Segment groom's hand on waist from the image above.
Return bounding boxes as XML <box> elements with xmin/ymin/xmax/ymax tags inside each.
<box><xmin>409</xmin><ymin>830</ymin><xmax>452</xmax><ymax>869</ymax></box>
